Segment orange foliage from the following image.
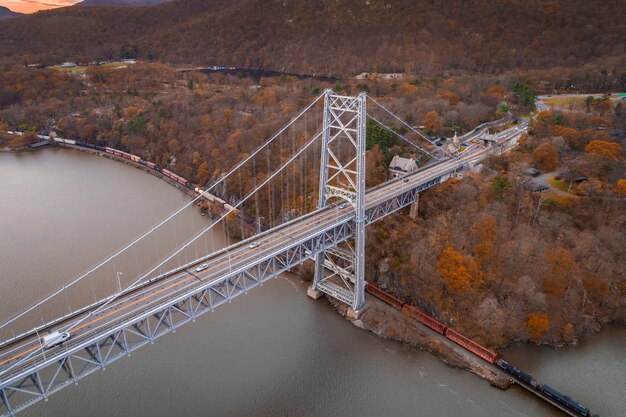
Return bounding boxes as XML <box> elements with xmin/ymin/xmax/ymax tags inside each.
<box><xmin>543</xmin><ymin>247</ymin><xmax>574</xmax><ymax>296</ymax></box>
<box><xmin>472</xmin><ymin>215</ymin><xmax>497</xmax><ymax>242</ymax></box>
<box><xmin>439</xmin><ymin>91</ymin><xmax>460</xmax><ymax>105</ymax></box>
<box><xmin>398</xmin><ymin>83</ymin><xmax>419</xmax><ymax>96</ymax></box>
<box><xmin>584</xmin><ymin>140</ymin><xmax>622</xmax><ymax>160</ymax></box>
<box><xmin>615</xmin><ymin>179</ymin><xmax>626</xmax><ymax>196</ymax></box>
<box><xmin>436</xmin><ymin>246</ymin><xmax>484</xmax><ymax>295</ymax></box>
<box><xmin>196</xmin><ymin>162</ymin><xmax>209</xmax><ymax>185</ymax></box>
<box><xmin>423</xmin><ymin>111</ymin><xmax>442</xmax><ymax>134</ymax></box>
<box><xmin>485</xmin><ymin>84</ymin><xmax>506</xmax><ymax>101</ymax></box>
<box><xmin>526</xmin><ymin>312</ymin><xmax>549</xmax><ymax>342</ymax></box>
<box><xmin>532</xmin><ymin>142</ymin><xmax>559</xmax><ymax>171</ymax></box>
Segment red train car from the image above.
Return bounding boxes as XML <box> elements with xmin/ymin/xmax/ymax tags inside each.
<box><xmin>365</xmin><ymin>283</ymin><xmax>405</xmax><ymax>310</ymax></box>
<box><xmin>162</xmin><ymin>169</ymin><xmax>190</xmax><ymax>187</ymax></box>
<box><xmin>444</xmin><ymin>328</ymin><xmax>498</xmax><ymax>364</ymax></box>
<box><xmin>402</xmin><ymin>304</ymin><xmax>447</xmax><ymax>335</ymax></box>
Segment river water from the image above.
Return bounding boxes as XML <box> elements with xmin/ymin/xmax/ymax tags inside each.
<box><xmin>0</xmin><ymin>149</ymin><xmax>623</xmax><ymax>417</ymax></box>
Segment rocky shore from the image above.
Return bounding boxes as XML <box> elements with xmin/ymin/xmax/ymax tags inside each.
<box><xmin>327</xmin><ymin>295</ymin><xmax>512</xmax><ymax>389</ymax></box>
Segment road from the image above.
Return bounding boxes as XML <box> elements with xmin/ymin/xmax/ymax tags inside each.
<box><xmin>0</xmin><ymin>121</ymin><xmax>527</xmax><ymax>383</ymax></box>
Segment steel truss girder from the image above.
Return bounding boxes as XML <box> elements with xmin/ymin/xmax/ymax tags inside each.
<box><xmin>0</xmin><ymin>220</ymin><xmax>356</xmax><ymax>417</ymax></box>
<box><xmin>364</xmin><ymin>176</ymin><xmax>443</xmax><ymax>224</ymax></box>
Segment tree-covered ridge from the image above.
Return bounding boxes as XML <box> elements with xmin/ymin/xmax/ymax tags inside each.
<box><xmin>0</xmin><ymin>0</ymin><xmax>624</xmax><ymax>75</ymax></box>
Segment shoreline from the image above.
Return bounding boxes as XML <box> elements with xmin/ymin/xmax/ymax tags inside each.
<box><xmin>324</xmin><ymin>294</ymin><xmax>513</xmax><ymax>389</ymax></box>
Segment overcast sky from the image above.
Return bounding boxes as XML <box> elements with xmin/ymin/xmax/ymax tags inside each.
<box><xmin>1</xmin><ymin>0</ymin><xmax>78</xmax><ymax>13</ymax></box>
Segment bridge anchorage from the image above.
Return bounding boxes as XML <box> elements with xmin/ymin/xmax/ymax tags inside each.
<box><xmin>307</xmin><ymin>91</ymin><xmax>367</xmax><ymax>318</ymax></box>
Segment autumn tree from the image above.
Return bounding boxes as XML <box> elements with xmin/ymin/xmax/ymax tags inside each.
<box><xmin>439</xmin><ymin>91</ymin><xmax>460</xmax><ymax>105</ymax></box>
<box><xmin>525</xmin><ymin>312</ymin><xmax>549</xmax><ymax>343</ymax></box>
<box><xmin>365</xmin><ymin>144</ymin><xmax>388</xmax><ymax>186</ymax></box>
<box><xmin>485</xmin><ymin>84</ymin><xmax>506</xmax><ymax>102</ymax></box>
<box><xmin>22</xmin><ymin>132</ymin><xmax>38</xmax><ymax>145</ymax></box>
<box><xmin>543</xmin><ymin>247</ymin><xmax>575</xmax><ymax>296</ymax></box>
<box><xmin>533</xmin><ymin>142</ymin><xmax>559</xmax><ymax>171</ymax></box>
<box><xmin>584</xmin><ymin>140</ymin><xmax>622</xmax><ymax>160</ymax></box>
<box><xmin>196</xmin><ymin>161</ymin><xmax>209</xmax><ymax>185</ymax></box>
<box><xmin>423</xmin><ymin>111</ymin><xmax>442</xmax><ymax>135</ymax></box>
<box><xmin>436</xmin><ymin>246</ymin><xmax>484</xmax><ymax>295</ymax></box>
<box><xmin>555</xmin><ymin>126</ymin><xmax>583</xmax><ymax>149</ymax></box>
<box><xmin>8</xmin><ymin>135</ymin><xmax>26</xmax><ymax>149</ymax></box>
<box><xmin>471</xmin><ymin>216</ymin><xmax>497</xmax><ymax>267</ymax></box>
<box><xmin>615</xmin><ymin>179</ymin><xmax>626</xmax><ymax>196</ymax></box>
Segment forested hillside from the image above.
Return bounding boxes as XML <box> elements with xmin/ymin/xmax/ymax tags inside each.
<box><xmin>1</xmin><ymin>0</ymin><xmax>624</xmax><ymax>75</ymax></box>
<box><xmin>77</xmin><ymin>0</ymin><xmax>173</xmax><ymax>7</ymax></box>
<box><xmin>0</xmin><ymin>6</ymin><xmax>22</xmax><ymax>20</ymax></box>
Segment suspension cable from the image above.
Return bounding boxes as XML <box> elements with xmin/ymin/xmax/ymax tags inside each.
<box><xmin>0</xmin><ymin>92</ymin><xmax>325</xmax><ymax>332</ymax></box>
<box><xmin>62</xmin><ymin>129</ymin><xmax>324</xmax><ymax>333</ymax></box>
<box><xmin>366</xmin><ymin>94</ymin><xmax>453</xmax><ymax>160</ymax></box>
<box><xmin>367</xmin><ymin>114</ymin><xmax>445</xmax><ymax>162</ymax></box>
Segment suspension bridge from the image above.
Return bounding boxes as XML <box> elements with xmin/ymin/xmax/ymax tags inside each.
<box><xmin>0</xmin><ymin>90</ymin><xmax>527</xmax><ymax>416</ymax></box>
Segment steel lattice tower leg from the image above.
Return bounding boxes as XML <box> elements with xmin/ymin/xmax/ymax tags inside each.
<box><xmin>308</xmin><ymin>90</ymin><xmax>367</xmax><ymax>316</ymax></box>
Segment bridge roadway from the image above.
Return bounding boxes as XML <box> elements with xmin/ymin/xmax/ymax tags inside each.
<box><xmin>0</xmin><ymin>123</ymin><xmax>526</xmax><ymax>414</ymax></box>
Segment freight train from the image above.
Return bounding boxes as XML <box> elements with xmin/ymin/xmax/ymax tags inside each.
<box><xmin>364</xmin><ymin>283</ymin><xmax>599</xmax><ymax>417</ymax></box>
<box><xmin>51</xmin><ymin>137</ymin><xmax>192</xmax><ymax>187</ymax></box>
<box><xmin>498</xmin><ymin>358</ymin><xmax>596</xmax><ymax>416</ymax></box>
<box><xmin>47</xmin><ymin>137</ymin><xmax>244</xmax><ymax>217</ymax></box>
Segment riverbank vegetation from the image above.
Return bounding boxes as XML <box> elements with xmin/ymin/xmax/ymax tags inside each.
<box><xmin>366</xmin><ymin>101</ymin><xmax>625</xmax><ymax>347</ymax></box>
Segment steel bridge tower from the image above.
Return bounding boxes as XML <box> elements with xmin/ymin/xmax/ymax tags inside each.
<box><xmin>307</xmin><ymin>90</ymin><xmax>367</xmax><ymax>318</ymax></box>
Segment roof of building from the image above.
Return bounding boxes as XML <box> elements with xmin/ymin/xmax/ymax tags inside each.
<box><xmin>525</xmin><ymin>182</ymin><xmax>548</xmax><ymax>192</ymax></box>
<box><xmin>388</xmin><ymin>155</ymin><xmax>418</xmax><ymax>172</ymax></box>
<box><xmin>524</xmin><ymin>168</ymin><xmax>540</xmax><ymax>176</ymax></box>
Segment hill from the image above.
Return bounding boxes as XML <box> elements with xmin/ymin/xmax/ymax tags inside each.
<box><xmin>77</xmin><ymin>0</ymin><xmax>172</xmax><ymax>7</ymax></box>
<box><xmin>0</xmin><ymin>6</ymin><xmax>22</xmax><ymax>20</ymax></box>
<box><xmin>0</xmin><ymin>0</ymin><xmax>624</xmax><ymax>75</ymax></box>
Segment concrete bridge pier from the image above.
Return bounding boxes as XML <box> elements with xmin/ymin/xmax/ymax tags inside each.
<box><xmin>307</xmin><ymin>287</ymin><xmax>324</xmax><ymax>300</ymax></box>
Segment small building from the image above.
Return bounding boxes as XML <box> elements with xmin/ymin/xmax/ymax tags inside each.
<box><xmin>480</xmin><ymin>132</ymin><xmax>499</xmax><ymax>146</ymax></box>
<box><xmin>524</xmin><ymin>168</ymin><xmax>541</xmax><ymax>177</ymax></box>
<box><xmin>388</xmin><ymin>155</ymin><xmax>418</xmax><ymax>179</ymax></box>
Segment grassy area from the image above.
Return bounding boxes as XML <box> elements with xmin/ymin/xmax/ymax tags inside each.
<box><xmin>543</xmin><ymin>96</ymin><xmax>587</xmax><ymax>111</ymax></box>
<box><xmin>51</xmin><ymin>61</ymin><xmax>132</xmax><ymax>73</ymax></box>
<box><xmin>547</xmin><ymin>176</ymin><xmax>577</xmax><ymax>193</ymax></box>
<box><xmin>544</xmin><ymin>192</ymin><xmax>575</xmax><ymax>208</ymax></box>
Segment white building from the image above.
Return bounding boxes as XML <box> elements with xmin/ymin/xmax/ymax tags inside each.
<box><xmin>446</xmin><ymin>132</ymin><xmax>460</xmax><ymax>154</ymax></box>
<box><xmin>388</xmin><ymin>155</ymin><xmax>418</xmax><ymax>179</ymax></box>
